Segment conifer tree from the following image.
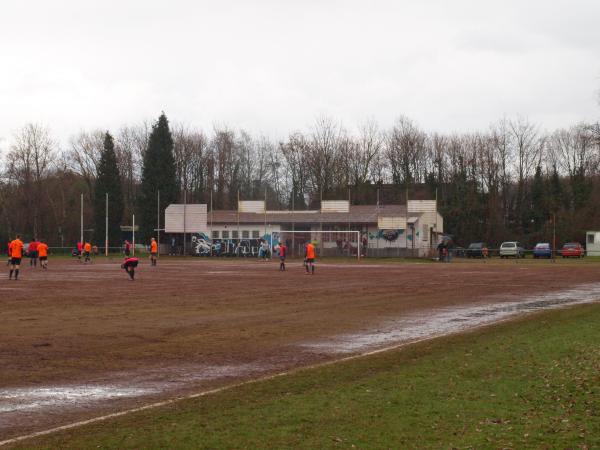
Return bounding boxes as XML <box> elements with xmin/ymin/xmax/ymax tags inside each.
<box><xmin>94</xmin><ymin>132</ymin><xmax>124</xmax><ymax>248</ymax></box>
<box><xmin>139</xmin><ymin>113</ymin><xmax>178</xmax><ymax>241</ymax></box>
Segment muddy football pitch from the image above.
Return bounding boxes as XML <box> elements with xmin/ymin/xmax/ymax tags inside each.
<box><xmin>2</xmin><ymin>257</ymin><xmax>600</xmax><ymax>443</ymax></box>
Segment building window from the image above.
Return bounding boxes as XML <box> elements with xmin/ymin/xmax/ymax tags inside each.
<box><xmin>588</xmin><ymin>234</ymin><xmax>595</xmax><ymax>244</ymax></box>
<box><xmin>212</xmin><ymin>230</ymin><xmax>219</xmax><ymax>239</ymax></box>
<box><xmin>222</xmin><ymin>230</ymin><xmax>229</xmax><ymax>239</ymax></box>
<box><xmin>232</xmin><ymin>230</ymin><xmax>239</xmax><ymax>239</ymax></box>
<box><xmin>242</xmin><ymin>230</ymin><xmax>250</xmax><ymax>239</ymax></box>
<box><xmin>252</xmin><ymin>230</ymin><xmax>260</xmax><ymax>239</ymax></box>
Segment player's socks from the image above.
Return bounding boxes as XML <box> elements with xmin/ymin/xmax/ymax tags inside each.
<box><xmin>15</xmin><ymin>269</ymin><xmax>19</xmax><ymax>279</ymax></box>
<box><xmin>9</xmin><ymin>269</ymin><xmax>13</xmax><ymax>279</ymax></box>
<box><xmin>311</xmin><ymin>265</ymin><xmax>314</xmax><ymax>274</ymax></box>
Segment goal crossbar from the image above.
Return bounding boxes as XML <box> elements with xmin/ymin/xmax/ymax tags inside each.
<box><xmin>277</xmin><ymin>230</ymin><xmax>361</xmax><ymax>260</ymax></box>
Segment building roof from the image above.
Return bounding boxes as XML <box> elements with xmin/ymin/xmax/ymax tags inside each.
<box><xmin>208</xmin><ymin>205</ymin><xmax>409</xmax><ymax>225</ymax></box>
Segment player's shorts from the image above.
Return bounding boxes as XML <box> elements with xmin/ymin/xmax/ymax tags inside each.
<box><xmin>84</xmin><ymin>251</ymin><xmax>90</xmax><ymax>258</ymax></box>
<box><xmin>124</xmin><ymin>260</ymin><xmax>138</xmax><ymax>268</ymax></box>
<box><xmin>151</xmin><ymin>252</ymin><xmax>157</xmax><ymax>257</ymax></box>
<box><xmin>29</xmin><ymin>251</ymin><xmax>38</xmax><ymax>258</ymax></box>
<box><xmin>306</xmin><ymin>258</ymin><xmax>314</xmax><ymax>263</ymax></box>
<box><xmin>39</xmin><ymin>256</ymin><xmax>47</xmax><ymax>261</ymax></box>
<box><xmin>10</xmin><ymin>257</ymin><xmax>22</xmax><ymax>265</ymax></box>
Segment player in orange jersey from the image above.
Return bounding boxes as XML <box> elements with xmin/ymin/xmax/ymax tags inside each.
<box><xmin>83</xmin><ymin>242</ymin><xmax>92</xmax><ymax>263</ymax></box>
<box><xmin>37</xmin><ymin>240</ymin><xmax>49</xmax><ymax>269</ymax></box>
<box><xmin>304</xmin><ymin>241</ymin><xmax>316</xmax><ymax>275</ymax></box>
<box><xmin>150</xmin><ymin>237</ymin><xmax>158</xmax><ymax>266</ymax></box>
<box><xmin>9</xmin><ymin>234</ymin><xmax>24</xmax><ymax>280</ymax></box>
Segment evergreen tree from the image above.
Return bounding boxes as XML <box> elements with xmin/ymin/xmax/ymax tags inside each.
<box><xmin>530</xmin><ymin>165</ymin><xmax>547</xmax><ymax>231</ymax></box>
<box><xmin>139</xmin><ymin>113</ymin><xmax>178</xmax><ymax>241</ymax></box>
<box><xmin>93</xmin><ymin>132</ymin><xmax>124</xmax><ymax>248</ymax></box>
<box><xmin>548</xmin><ymin>164</ymin><xmax>563</xmax><ymax>213</ymax></box>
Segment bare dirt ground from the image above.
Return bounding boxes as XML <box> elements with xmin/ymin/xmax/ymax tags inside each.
<box><xmin>2</xmin><ymin>257</ymin><xmax>600</xmax><ymax>442</ymax></box>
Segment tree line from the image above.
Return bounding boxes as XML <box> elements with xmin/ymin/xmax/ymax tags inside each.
<box><xmin>1</xmin><ymin>113</ymin><xmax>599</xmax><ymax>248</ymax></box>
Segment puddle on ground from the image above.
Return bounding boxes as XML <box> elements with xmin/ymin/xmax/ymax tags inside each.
<box><xmin>302</xmin><ymin>282</ymin><xmax>600</xmax><ymax>354</ymax></box>
<box><xmin>0</xmin><ymin>362</ymin><xmax>269</xmax><ymax>427</ymax></box>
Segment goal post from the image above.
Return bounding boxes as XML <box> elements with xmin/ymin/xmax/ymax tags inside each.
<box><xmin>276</xmin><ymin>230</ymin><xmax>361</xmax><ymax>260</ymax></box>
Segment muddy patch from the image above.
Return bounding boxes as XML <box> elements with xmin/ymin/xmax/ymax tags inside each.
<box><xmin>302</xmin><ymin>283</ymin><xmax>600</xmax><ymax>353</ymax></box>
<box><xmin>0</xmin><ymin>362</ymin><xmax>270</xmax><ymax>431</ymax></box>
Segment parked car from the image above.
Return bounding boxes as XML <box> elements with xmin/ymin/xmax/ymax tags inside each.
<box><xmin>533</xmin><ymin>243</ymin><xmax>552</xmax><ymax>259</ymax></box>
<box><xmin>560</xmin><ymin>242</ymin><xmax>585</xmax><ymax>258</ymax></box>
<box><xmin>499</xmin><ymin>241</ymin><xmax>525</xmax><ymax>258</ymax></box>
<box><xmin>466</xmin><ymin>242</ymin><xmax>488</xmax><ymax>258</ymax></box>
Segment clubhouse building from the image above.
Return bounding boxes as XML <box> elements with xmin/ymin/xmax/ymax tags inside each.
<box><xmin>164</xmin><ymin>200</ymin><xmax>444</xmax><ymax>257</ymax></box>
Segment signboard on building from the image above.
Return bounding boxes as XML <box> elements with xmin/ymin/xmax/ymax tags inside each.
<box><xmin>239</xmin><ymin>200</ymin><xmax>265</xmax><ymax>213</ymax></box>
<box><xmin>165</xmin><ymin>204</ymin><xmax>208</xmax><ymax>233</ymax></box>
<box><xmin>321</xmin><ymin>200</ymin><xmax>350</xmax><ymax>213</ymax></box>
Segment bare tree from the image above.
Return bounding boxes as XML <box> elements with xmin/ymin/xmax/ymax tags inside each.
<box><xmin>6</xmin><ymin>124</ymin><xmax>55</xmax><ymax>236</ymax></box>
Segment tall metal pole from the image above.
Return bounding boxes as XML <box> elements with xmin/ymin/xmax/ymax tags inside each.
<box><xmin>105</xmin><ymin>193</ymin><xmax>108</xmax><ymax>257</ymax></box>
<box><xmin>237</xmin><ymin>189</ymin><xmax>240</xmax><ymax>241</ymax></box>
<box><xmin>80</xmin><ymin>193</ymin><xmax>84</xmax><ymax>246</ymax></box>
<box><xmin>291</xmin><ymin>187</ymin><xmax>295</xmax><ymax>257</ymax></box>
<box><xmin>183</xmin><ymin>190</ymin><xmax>187</xmax><ymax>256</ymax></box>
<box><xmin>210</xmin><ymin>190</ymin><xmax>213</xmax><ymax>257</ymax></box>
<box><xmin>132</xmin><ymin>214</ymin><xmax>135</xmax><ymax>256</ymax></box>
<box><xmin>264</xmin><ymin>187</ymin><xmax>267</xmax><ymax>236</ymax></box>
<box><xmin>157</xmin><ymin>190</ymin><xmax>160</xmax><ymax>259</ymax></box>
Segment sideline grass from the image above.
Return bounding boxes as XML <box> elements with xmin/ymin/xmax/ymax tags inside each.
<box><xmin>19</xmin><ymin>304</ymin><xmax>600</xmax><ymax>449</ymax></box>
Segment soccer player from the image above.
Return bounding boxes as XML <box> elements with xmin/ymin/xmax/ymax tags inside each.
<box><xmin>9</xmin><ymin>234</ymin><xmax>24</xmax><ymax>280</ymax></box>
<box><xmin>76</xmin><ymin>241</ymin><xmax>83</xmax><ymax>262</ymax></box>
<box><xmin>278</xmin><ymin>241</ymin><xmax>287</xmax><ymax>271</ymax></box>
<box><xmin>305</xmin><ymin>241</ymin><xmax>316</xmax><ymax>275</ymax></box>
<box><xmin>28</xmin><ymin>238</ymin><xmax>38</xmax><ymax>267</ymax></box>
<box><xmin>122</xmin><ymin>256</ymin><xmax>139</xmax><ymax>280</ymax></box>
<box><xmin>38</xmin><ymin>240</ymin><xmax>49</xmax><ymax>269</ymax></box>
<box><xmin>83</xmin><ymin>242</ymin><xmax>92</xmax><ymax>263</ymax></box>
<box><xmin>150</xmin><ymin>237</ymin><xmax>158</xmax><ymax>266</ymax></box>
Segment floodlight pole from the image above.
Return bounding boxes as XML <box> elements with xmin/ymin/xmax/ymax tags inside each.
<box><xmin>80</xmin><ymin>193</ymin><xmax>84</xmax><ymax>246</ymax></box>
<box><xmin>105</xmin><ymin>193</ymin><xmax>109</xmax><ymax>257</ymax></box>
<box><xmin>132</xmin><ymin>214</ymin><xmax>135</xmax><ymax>256</ymax></box>
<box><xmin>210</xmin><ymin>190</ymin><xmax>213</xmax><ymax>257</ymax></box>
<box><xmin>183</xmin><ymin>190</ymin><xmax>187</xmax><ymax>256</ymax></box>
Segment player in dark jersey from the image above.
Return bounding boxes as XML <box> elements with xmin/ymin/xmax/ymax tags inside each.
<box><xmin>121</xmin><ymin>256</ymin><xmax>139</xmax><ymax>280</ymax></box>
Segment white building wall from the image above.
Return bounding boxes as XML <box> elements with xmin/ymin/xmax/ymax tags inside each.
<box><xmin>586</xmin><ymin>231</ymin><xmax>600</xmax><ymax>256</ymax></box>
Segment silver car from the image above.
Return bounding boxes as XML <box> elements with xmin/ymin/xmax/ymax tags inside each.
<box><xmin>500</xmin><ymin>241</ymin><xmax>525</xmax><ymax>258</ymax></box>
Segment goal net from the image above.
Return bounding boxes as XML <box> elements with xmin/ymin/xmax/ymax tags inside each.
<box><xmin>276</xmin><ymin>230</ymin><xmax>361</xmax><ymax>260</ymax></box>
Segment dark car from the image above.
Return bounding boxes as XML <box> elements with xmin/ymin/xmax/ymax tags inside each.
<box><xmin>561</xmin><ymin>242</ymin><xmax>585</xmax><ymax>258</ymax></box>
<box><xmin>466</xmin><ymin>242</ymin><xmax>488</xmax><ymax>258</ymax></box>
<box><xmin>533</xmin><ymin>243</ymin><xmax>552</xmax><ymax>259</ymax></box>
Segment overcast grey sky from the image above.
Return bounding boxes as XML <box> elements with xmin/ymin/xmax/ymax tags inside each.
<box><xmin>1</xmin><ymin>0</ymin><xmax>599</xmax><ymax>147</ymax></box>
